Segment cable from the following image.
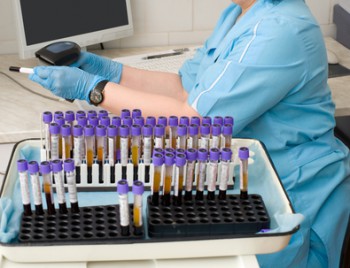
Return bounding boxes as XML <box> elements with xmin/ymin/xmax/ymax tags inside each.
<box><xmin>0</xmin><ymin>71</ymin><xmax>60</xmax><ymax>102</ymax></box>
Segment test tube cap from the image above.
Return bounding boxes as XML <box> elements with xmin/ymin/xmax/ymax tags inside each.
<box><xmin>200</xmin><ymin>123</ymin><xmax>211</xmax><ymax>135</ymax></box>
<box><xmin>179</xmin><ymin>116</ymin><xmax>189</xmax><ymax>126</ymax></box>
<box><xmin>176</xmin><ymin>148</ymin><xmax>186</xmax><ymax>155</ymax></box>
<box><xmin>145</xmin><ymin>116</ymin><xmax>156</xmax><ymax>127</ymax></box>
<box><xmin>72</xmin><ymin>125</ymin><xmax>83</xmax><ymax>137</ymax></box>
<box><xmin>77</xmin><ymin>116</ymin><xmax>87</xmax><ymax>127</ymax></box>
<box><xmin>119</xmin><ymin>125</ymin><xmax>130</xmax><ymax>137</ymax></box>
<box><xmin>17</xmin><ymin>159</ymin><xmax>28</xmax><ymax>172</ymax></box>
<box><xmin>169</xmin><ymin>116</ymin><xmax>178</xmax><ymax>127</ymax></box>
<box><xmin>42</xmin><ymin>111</ymin><xmax>53</xmax><ymax>124</ymax></box>
<box><xmin>132</xmin><ymin>109</ymin><xmax>142</xmax><ymax>119</ymax></box>
<box><xmin>55</xmin><ymin>116</ymin><xmax>65</xmax><ymax>127</ymax></box>
<box><xmin>132</xmin><ymin>180</ymin><xmax>144</xmax><ymax>195</ymax></box>
<box><xmin>111</xmin><ymin>116</ymin><xmax>121</xmax><ymax>127</ymax></box>
<box><xmin>121</xmin><ymin>109</ymin><xmax>131</xmax><ymax>119</ymax></box>
<box><xmin>131</xmin><ymin>124</ymin><xmax>141</xmax><ymax>136</ymax></box>
<box><xmin>51</xmin><ymin>159</ymin><xmax>63</xmax><ymax>172</ymax></box>
<box><xmin>175</xmin><ymin>153</ymin><xmax>186</xmax><ymax>166</ymax></box>
<box><xmin>63</xmin><ymin>159</ymin><xmax>75</xmax><ymax>172</ymax></box>
<box><xmin>189</xmin><ymin>124</ymin><xmax>199</xmax><ymax>135</ymax></box>
<box><xmin>54</xmin><ymin>111</ymin><xmax>64</xmax><ymax>120</ymax></box>
<box><xmin>164</xmin><ymin>153</ymin><xmax>175</xmax><ymax>166</ymax></box>
<box><xmin>212</xmin><ymin>124</ymin><xmax>222</xmax><ymax>136</ymax></box>
<box><xmin>186</xmin><ymin>148</ymin><xmax>197</xmax><ymax>161</ymax></box>
<box><xmin>49</xmin><ymin>122</ymin><xmax>60</xmax><ymax>135</ymax></box>
<box><xmin>154</xmin><ymin>124</ymin><xmax>165</xmax><ymax>136</ymax></box>
<box><xmin>89</xmin><ymin>116</ymin><xmax>99</xmax><ymax>128</ymax></box>
<box><xmin>117</xmin><ymin>180</ymin><xmax>129</xmax><ymax>194</ymax></box>
<box><xmin>76</xmin><ymin>110</ymin><xmax>86</xmax><ymax>118</ymax></box>
<box><xmin>152</xmin><ymin>153</ymin><xmax>164</xmax><ymax>166</ymax></box>
<box><xmin>40</xmin><ymin>161</ymin><xmax>51</xmax><ymax>174</ymax></box>
<box><xmin>87</xmin><ymin>110</ymin><xmax>97</xmax><ymax>119</ymax></box>
<box><xmin>239</xmin><ymin>147</ymin><xmax>250</xmax><ymax>159</ymax></box>
<box><xmin>190</xmin><ymin>116</ymin><xmax>201</xmax><ymax>126</ymax></box>
<box><xmin>213</xmin><ymin>116</ymin><xmax>223</xmax><ymax>126</ymax></box>
<box><xmin>61</xmin><ymin>124</ymin><xmax>71</xmax><ymax>137</ymax></box>
<box><xmin>84</xmin><ymin>125</ymin><xmax>95</xmax><ymax>137</ymax></box>
<box><xmin>164</xmin><ymin>148</ymin><xmax>175</xmax><ymax>155</ymax></box>
<box><xmin>123</xmin><ymin>116</ymin><xmax>133</xmax><ymax>127</ymax></box>
<box><xmin>100</xmin><ymin>116</ymin><xmax>111</xmax><ymax>127</ymax></box>
<box><xmin>134</xmin><ymin>116</ymin><xmax>144</xmax><ymax>127</ymax></box>
<box><xmin>98</xmin><ymin>110</ymin><xmax>109</xmax><ymax>119</ymax></box>
<box><xmin>221</xmin><ymin>148</ymin><xmax>233</xmax><ymax>161</ymax></box>
<box><xmin>142</xmin><ymin>124</ymin><xmax>153</xmax><ymax>136</ymax></box>
<box><xmin>65</xmin><ymin>110</ymin><xmax>75</xmax><ymax>122</ymax></box>
<box><xmin>158</xmin><ymin>116</ymin><xmax>168</xmax><ymax>127</ymax></box>
<box><xmin>198</xmin><ymin>148</ymin><xmax>208</xmax><ymax>161</ymax></box>
<box><xmin>209</xmin><ymin>148</ymin><xmax>220</xmax><ymax>161</ymax></box>
<box><xmin>153</xmin><ymin>148</ymin><xmax>164</xmax><ymax>156</ymax></box>
<box><xmin>177</xmin><ymin>124</ymin><xmax>187</xmax><ymax>137</ymax></box>
<box><xmin>28</xmin><ymin>161</ymin><xmax>39</xmax><ymax>173</ymax></box>
<box><xmin>107</xmin><ymin>125</ymin><xmax>118</xmax><ymax>137</ymax></box>
<box><xmin>202</xmin><ymin>116</ymin><xmax>212</xmax><ymax>125</ymax></box>
<box><xmin>96</xmin><ymin>125</ymin><xmax>107</xmax><ymax>137</ymax></box>
<box><xmin>224</xmin><ymin>116</ymin><xmax>234</xmax><ymax>126</ymax></box>
<box><xmin>222</xmin><ymin>123</ymin><xmax>233</xmax><ymax>136</ymax></box>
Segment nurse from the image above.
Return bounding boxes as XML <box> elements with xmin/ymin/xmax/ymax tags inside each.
<box><xmin>29</xmin><ymin>0</ymin><xmax>350</xmax><ymax>267</ymax></box>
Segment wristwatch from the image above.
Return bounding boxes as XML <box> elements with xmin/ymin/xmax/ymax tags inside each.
<box><xmin>89</xmin><ymin>80</ymin><xmax>109</xmax><ymax>106</ymax></box>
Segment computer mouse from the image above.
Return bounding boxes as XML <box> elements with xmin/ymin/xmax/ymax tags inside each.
<box><xmin>327</xmin><ymin>49</ymin><xmax>339</xmax><ymax>65</ymax></box>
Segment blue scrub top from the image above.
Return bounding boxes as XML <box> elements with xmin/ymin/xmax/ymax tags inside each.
<box><xmin>179</xmin><ymin>0</ymin><xmax>350</xmax><ymax>267</ymax></box>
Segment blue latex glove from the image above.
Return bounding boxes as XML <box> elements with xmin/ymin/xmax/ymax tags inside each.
<box><xmin>71</xmin><ymin>51</ymin><xmax>123</xmax><ymax>83</ymax></box>
<box><xmin>29</xmin><ymin>66</ymin><xmax>106</xmax><ymax>103</ymax></box>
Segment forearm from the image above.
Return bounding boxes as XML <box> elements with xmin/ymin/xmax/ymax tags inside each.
<box><xmin>100</xmin><ymin>82</ymin><xmax>199</xmax><ymax>119</ymax></box>
<box><xmin>120</xmin><ymin>65</ymin><xmax>185</xmax><ymax>100</ymax></box>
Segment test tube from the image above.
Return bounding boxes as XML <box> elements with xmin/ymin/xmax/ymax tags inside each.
<box><xmin>28</xmin><ymin>161</ymin><xmax>44</xmax><ymax>215</ymax></box>
<box><xmin>162</xmin><ymin>153</ymin><xmax>174</xmax><ymax>206</ymax></box>
<box><xmin>87</xmin><ymin>110</ymin><xmax>97</xmax><ymax>120</ymax></box>
<box><xmin>134</xmin><ymin>116</ymin><xmax>144</xmax><ymax>128</ymax></box>
<box><xmin>77</xmin><ymin>116</ymin><xmax>88</xmax><ymax>128</ymax></box>
<box><xmin>202</xmin><ymin>116</ymin><xmax>212</xmax><ymax>126</ymax></box>
<box><xmin>89</xmin><ymin>116</ymin><xmax>99</xmax><ymax>128</ymax></box>
<box><xmin>119</xmin><ymin>125</ymin><xmax>130</xmax><ymax>179</ymax></box>
<box><xmin>188</xmin><ymin>124</ymin><xmax>199</xmax><ymax>149</ymax></box>
<box><xmin>40</xmin><ymin>161</ymin><xmax>56</xmax><ymax>215</ymax></box>
<box><xmin>42</xmin><ymin>111</ymin><xmax>52</xmax><ymax>160</ymax></box>
<box><xmin>239</xmin><ymin>147</ymin><xmax>249</xmax><ymax>199</ymax></box>
<box><xmin>61</xmin><ymin>124</ymin><xmax>72</xmax><ymax>160</ymax></box>
<box><xmin>17</xmin><ymin>159</ymin><xmax>32</xmax><ymax>216</ymax></box>
<box><xmin>111</xmin><ymin>116</ymin><xmax>121</xmax><ymax>162</ymax></box>
<box><xmin>107</xmin><ymin>125</ymin><xmax>118</xmax><ymax>183</ymax></box>
<box><xmin>100</xmin><ymin>116</ymin><xmax>111</xmax><ymax>128</ymax></box>
<box><xmin>49</xmin><ymin>122</ymin><xmax>60</xmax><ymax>161</ymax></box>
<box><xmin>121</xmin><ymin>109</ymin><xmax>130</xmax><ymax>119</ymax></box>
<box><xmin>64</xmin><ymin>159</ymin><xmax>80</xmax><ymax>213</ymax></box>
<box><xmin>112</xmin><ymin>116</ymin><xmax>122</xmax><ymax>127</ymax></box>
<box><xmin>73</xmin><ymin>125</ymin><xmax>84</xmax><ymax>183</ymax></box>
<box><xmin>176</xmin><ymin>124</ymin><xmax>187</xmax><ymax>150</ymax></box>
<box><xmin>76</xmin><ymin>110</ymin><xmax>86</xmax><ymax>119</ymax></box>
<box><xmin>207</xmin><ymin>148</ymin><xmax>220</xmax><ymax>200</ymax></box>
<box><xmin>98</xmin><ymin>110</ymin><xmax>108</xmax><ymax>120</ymax></box>
<box><xmin>190</xmin><ymin>116</ymin><xmax>201</xmax><ymax>127</ymax></box>
<box><xmin>54</xmin><ymin>111</ymin><xmax>64</xmax><ymax>121</ymax></box>
<box><xmin>65</xmin><ymin>111</ymin><xmax>75</xmax><ymax>148</ymax></box>
<box><xmin>142</xmin><ymin>124</ymin><xmax>153</xmax><ymax>183</ymax></box>
<box><xmin>179</xmin><ymin>116</ymin><xmax>190</xmax><ymax>127</ymax></box>
<box><xmin>224</xmin><ymin>116</ymin><xmax>234</xmax><ymax>126</ymax></box>
<box><xmin>54</xmin><ymin>115</ymin><xmax>65</xmax><ymax>159</ymax></box>
<box><xmin>218</xmin><ymin>148</ymin><xmax>232</xmax><ymax>200</ymax></box>
<box><xmin>184</xmin><ymin>148</ymin><xmax>197</xmax><ymax>201</ymax></box>
<box><xmin>151</xmin><ymin>153</ymin><xmax>163</xmax><ymax>206</ymax></box>
<box><xmin>154</xmin><ymin>124</ymin><xmax>165</xmax><ymax>149</ymax></box>
<box><xmin>221</xmin><ymin>124</ymin><xmax>233</xmax><ymax>150</ymax></box>
<box><xmin>132</xmin><ymin>109</ymin><xmax>142</xmax><ymax>119</ymax></box>
<box><xmin>168</xmin><ymin>116</ymin><xmax>178</xmax><ymax>149</ymax></box>
<box><xmin>123</xmin><ymin>116</ymin><xmax>133</xmax><ymax>128</ymax></box>
<box><xmin>132</xmin><ymin>180</ymin><xmax>144</xmax><ymax>235</ymax></box>
<box><xmin>96</xmin><ymin>125</ymin><xmax>107</xmax><ymax>183</ymax></box>
<box><xmin>153</xmin><ymin>147</ymin><xmax>164</xmax><ymax>156</ymax></box>
<box><xmin>175</xmin><ymin>148</ymin><xmax>186</xmax><ymax>155</ymax></box>
<box><xmin>146</xmin><ymin>116</ymin><xmax>156</xmax><ymax>128</ymax></box>
<box><xmin>195</xmin><ymin>148</ymin><xmax>208</xmax><ymax>201</ymax></box>
<box><xmin>213</xmin><ymin>116</ymin><xmax>223</xmax><ymax>126</ymax></box>
<box><xmin>211</xmin><ymin>124</ymin><xmax>222</xmax><ymax>149</ymax></box>
<box><xmin>117</xmin><ymin>180</ymin><xmax>130</xmax><ymax>236</ymax></box>
<box><xmin>84</xmin><ymin>125</ymin><xmax>95</xmax><ymax>183</ymax></box>
<box><xmin>52</xmin><ymin>160</ymin><xmax>68</xmax><ymax>214</ymax></box>
<box><xmin>131</xmin><ymin>124</ymin><xmax>142</xmax><ymax>181</ymax></box>
<box><xmin>199</xmin><ymin>123</ymin><xmax>211</xmax><ymax>150</ymax></box>
<box><xmin>173</xmin><ymin>153</ymin><xmax>186</xmax><ymax>206</ymax></box>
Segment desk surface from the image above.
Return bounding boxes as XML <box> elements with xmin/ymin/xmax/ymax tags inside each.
<box><xmin>0</xmin><ymin>38</ymin><xmax>349</xmax><ymax>143</ymax></box>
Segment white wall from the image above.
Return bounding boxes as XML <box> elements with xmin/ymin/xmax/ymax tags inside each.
<box><xmin>0</xmin><ymin>0</ymin><xmax>341</xmax><ymax>55</ymax></box>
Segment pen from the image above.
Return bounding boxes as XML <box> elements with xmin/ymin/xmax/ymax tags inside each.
<box><xmin>9</xmin><ymin>66</ymin><xmax>34</xmax><ymax>74</ymax></box>
<box><xmin>143</xmin><ymin>51</ymin><xmax>183</xmax><ymax>60</ymax></box>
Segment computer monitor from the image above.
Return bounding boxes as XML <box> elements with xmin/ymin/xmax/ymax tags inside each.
<box><xmin>13</xmin><ymin>0</ymin><xmax>134</xmax><ymax>59</ymax></box>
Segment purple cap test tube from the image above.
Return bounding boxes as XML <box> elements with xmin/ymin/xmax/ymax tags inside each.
<box><xmin>202</xmin><ymin>116</ymin><xmax>212</xmax><ymax>126</ymax></box>
<box><xmin>42</xmin><ymin>111</ymin><xmax>53</xmax><ymax>124</ymax></box>
<box><xmin>239</xmin><ymin>147</ymin><xmax>249</xmax><ymax>159</ymax></box>
<box><xmin>117</xmin><ymin>179</ymin><xmax>129</xmax><ymax>194</ymax></box>
<box><xmin>49</xmin><ymin>122</ymin><xmax>60</xmax><ymax>135</ymax></box>
<box><xmin>134</xmin><ymin>116</ymin><xmax>145</xmax><ymax>128</ymax></box>
<box><xmin>77</xmin><ymin>116</ymin><xmax>87</xmax><ymax>127</ymax></box>
<box><xmin>158</xmin><ymin>116</ymin><xmax>167</xmax><ymax>127</ymax></box>
<box><xmin>112</xmin><ymin>116</ymin><xmax>122</xmax><ymax>127</ymax></box>
<box><xmin>100</xmin><ymin>116</ymin><xmax>111</xmax><ymax>127</ymax></box>
<box><xmin>98</xmin><ymin>110</ymin><xmax>109</xmax><ymax>120</ymax></box>
<box><xmin>132</xmin><ymin>109</ymin><xmax>142</xmax><ymax>119</ymax></box>
<box><xmin>190</xmin><ymin>116</ymin><xmax>201</xmax><ymax>126</ymax></box>
<box><xmin>179</xmin><ymin>116</ymin><xmax>189</xmax><ymax>126</ymax></box>
<box><xmin>17</xmin><ymin>159</ymin><xmax>28</xmax><ymax>172</ymax></box>
<box><xmin>61</xmin><ymin>124</ymin><xmax>71</xmax><ymax>137</ymax></box>
<box><xmin>146</xmin><ymin>116</ymin><xmax>156</xmax><ymax>127</ymax></box>
<box><xmin>87</xmin><ymin>110</ymin><xmax>97</xmax><ymax>120</ymax></box>
<box><xmin>65</xmin><ymin>111</ymin><xmax>75</xmax><ymax>123</ymax></box>
<box><xmin>121</xmin><ymin>109</ymin><xmax>131</xmax><ymax>119</ymax></box>
<box><xmin>213</xmin><ymin>116</ymin><xmax>223</xmax><ymax>126</ymax></box>
<box><xmin>89</xmin><ymin>116</ymin><xmax>99</xmax><ymax>128</ymax></box>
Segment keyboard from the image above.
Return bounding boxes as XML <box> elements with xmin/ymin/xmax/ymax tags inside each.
<box><xmin>113</xmin><ymin>47</ymin><xmax>197</xmax><ymax>73</ymax></box>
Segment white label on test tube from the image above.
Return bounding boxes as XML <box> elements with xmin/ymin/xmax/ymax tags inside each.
<box><xmin>54</xmin><ymin>171</ymin><xmax>66</xmax><ymax>204</ymax></box>
<box><xmin>207</xmin><ymin>162</ymin><xmax>217</xmax><ymax>192</ymax></box>
<box><xmin>51</xmin><ymin>135</ymin><xmax>59</xmax><ymax>160</ymax></box>
<box><xmin>119</xmin><ymin>194</ymin><xmax>130</xmax><ymax>227</ymax></box>
<box><xmin>108</xmin><ymin>137</ymin><xmax>115</xmax><ymax>165</ymax></box>
<box><xmin>219</xmin><ymin>162</ymin><xmax>229</xmax><ymax>191</ymax></box>
<box><xmin>67</xmin><ymin>172</ymin><xmax>78</xmax><ymax>203</ymax></box>
<box><xmin>30</xmin><ymin>173</ymin><xmax>42</xmax><ymax>205</ymax></box>
<box><xmin>143</xmin><ymin>137</ymin><xmax>152</xmax><ymax>165</ymax></box>
<box><xmin>120</xmin><ymin>137</ymin><xmax>128</xmax><ymax>166</ymax></box>
<box><xmin>187</xmin><ymin>137</ymin><xmax>193</xmax><ymax>149</ymax></box>
<box><xmin>174</xmin><ymin>166</ymin><xmax>180</xmax><ymax>196</ymax></box>
<box><xmin>74</xmin><ymin>136</ymin><xmax>84</xmax><ymax>166</ymax></box>
<box><xmin>186</xmin><ymin>162</ymin><xmax>195</xmax><ymax>192</ymax></box>
<box><xmin>211</xmin><ymin>136</ymin><xmax>220</xmax><ymax>149</ymax></box>
<box><xmin>197</xmin><ymin>162</ymin><xmax>206</xmax><ymax>191</ymax></box>
<box><xmin>200</xmin><ymin>137</ymin><xmax>209</xmax><ymax>150</ymax></box>
<box><xmin>19</xmin><ymin>172</ymin><xmax>31</xmax><ymax>205</ymax></box>
<box><xmin>154</xmin><ymin>137</ymin><xmax>163</xmax><ymax>149</ymax></box>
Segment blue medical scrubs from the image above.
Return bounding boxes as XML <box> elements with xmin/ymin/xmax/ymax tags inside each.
<box><xmin>179</xmin><ymin>0</ymin><xmax>350</xmax><ymax>267</ymax></box>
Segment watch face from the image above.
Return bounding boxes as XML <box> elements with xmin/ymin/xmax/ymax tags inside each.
<box><xmin>90</xmin><ymin>90</ymin><xmax>103</xmax><ymax>105</ymax></box>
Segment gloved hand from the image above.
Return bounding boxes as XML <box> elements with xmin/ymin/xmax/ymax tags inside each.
<box><xmin>71</xmin><ymin>51</ymin><xmax>123</xmax><ymax>83</ymax></box>
<box><xmin>29</xmin><ymin>66</ymin><xmax>106</xmax><ymax>103</ymax></box>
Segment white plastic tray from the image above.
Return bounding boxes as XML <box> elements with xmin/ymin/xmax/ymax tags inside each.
<box><xmin>0</xmin><ymin>138</ymin><xmax>298</xmax><ymax>263</ymax></box>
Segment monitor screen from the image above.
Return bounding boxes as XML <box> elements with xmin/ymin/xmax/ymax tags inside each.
<box><xmin>13</xmin><ymin>0</ymin><xmax>133</xmax><ymax>59</ymax></box>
